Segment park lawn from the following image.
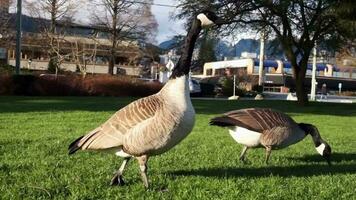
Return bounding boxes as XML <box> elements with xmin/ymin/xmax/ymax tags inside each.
<box><xmin>0</xmin><ymin>96</ymin><xmax>355</xmax><ymax>199</ymax></box>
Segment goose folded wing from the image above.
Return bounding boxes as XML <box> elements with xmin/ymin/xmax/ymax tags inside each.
<box><xmin>76</xmin><ymin>95</ymin><xmax>163</xmax><ymax>150</ymax></box>
<box><xmin>210</xmin><ymin>108</ymin><xmax>295</xmax><ymax>133</ymax></box>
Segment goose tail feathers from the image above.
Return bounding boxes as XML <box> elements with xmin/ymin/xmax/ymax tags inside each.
<box><xmin>68</xmin><ymin>136</ymin><xmax>84</xmax><ymax>155</ymax></box>
<box><xmin>209</xmin><ymin>116</ymin><xmax>236</xmax><ymax>127</ymax></box>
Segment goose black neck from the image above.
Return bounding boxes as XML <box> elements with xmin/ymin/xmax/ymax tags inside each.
<box><xmin>170</xmin><ymin>19</ymin><xmax>202</xmax><ymax>79</ymax></box>
<box><xmin>298</xmin><ymin>123</ymin><xmax>323</xmax><ymax>147</ymax></box>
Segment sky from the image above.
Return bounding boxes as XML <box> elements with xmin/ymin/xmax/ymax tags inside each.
<box><xmin>151</xmin><ymin>0</ymin><xmax>185</xmax><ymax>44</ymax></box>
<box><xmin>13</xmin><ymin>0</ymin><xmax>251</xmax><ymax>45</ymax></box>
<box><xmin>13</xmin><ymin>0</ymin><xmax>184</xmax><ymax>45</ymax></box>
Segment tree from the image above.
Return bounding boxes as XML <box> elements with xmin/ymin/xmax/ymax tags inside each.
<box><xmin>0</xmin><ymin>0</ymin><xmax>14</xmax><ymax>49</ymax></box>
<box><xmin>195</xmin><ymin>30</ymin><xmax>217</xmax><ymax>72</ymax></box>
<box><xmin>177</xmin><ymin>0</ymin><xmax>356</xmax><ymax>105</ymax></box>
<box><xmin>92</xmin><ymin>0</ymin><xmax>158</xmax><ymax>75</ymax></box>
<box><xmin>71</xmin><ymin>36</ymin><xmax>99</xmax><ymax>78</ymax></box>
<box><xmin>139</xmin><ymin>0</ymin><xmax>159</xmax><ymax>44</ymax></box>
<box><xmin>25</xmin><ymin>0</ymin><xmax>76</xmax><ymax>75</ymax></box>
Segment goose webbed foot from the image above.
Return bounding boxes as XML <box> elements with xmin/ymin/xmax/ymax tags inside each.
<box><xmin>239</xmin><ymin>146</ymin><xmax>248</xmax><ymax>164</ymax></box>
<box><xmin>110</xmin><ymin>173</ymin><xmax>125</xmax><ymax>186</ymax></box>
<box><xmin>110</xmin><ymin>157</ymin><xmax>131</xmax><ymax>186</ymax></box>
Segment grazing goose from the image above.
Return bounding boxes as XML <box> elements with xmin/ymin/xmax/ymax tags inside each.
<box><xmin>210</xmin><ymin>108</ymin><xmax>331</xmax><ymax>165</ymax></box>
<box><xmin>68</xmin><ymin>11</ymin><xmax>221</xmax><ymax>188</ymax></box>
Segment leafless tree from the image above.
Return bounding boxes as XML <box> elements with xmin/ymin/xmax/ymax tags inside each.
<box><xmin>91</xmin><ymin>0</ymin><xmax>158</xmax><ymax>75</ymax></box>
<box><xmin>0</xmin><ymin>0</ymin><xmax>14</xmax><ymax>44</ymax></box>
<box><xmin>25</xmin><ymin>0</ymin><xmax>77</xmax><ymax>75</ymax></box>
<box><xmin>71</xmin><ymin>35</ymin><xmax>99</xmax><ymax>78</ymax></box>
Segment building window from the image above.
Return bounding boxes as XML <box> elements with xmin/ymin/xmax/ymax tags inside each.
<box><xmin>254</xmin><ymin>66</ymin><xmax>259</xmax><ymax>74</ymax></box>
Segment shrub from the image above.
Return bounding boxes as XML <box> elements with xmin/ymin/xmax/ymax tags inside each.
<box><xmin>0</xmin><ymin>64</ymin><xmax>15</xmax><ymax>74</ymax></box>
<box><xmin>0</xmin><ymin>74</ymin><xmax>13</xmax><ymax>94</ymax></box>
<box><xmin>12</xmin><ymin>75</ymin><xmax>36</xmax><ymax>95</ymax></box>
<box><xmin>219</xmin><ymin>76</ymin><xmax>247</xmax><ymax>97</ymax></box>
<box><xmin>199</xmin><ymin>82</ymin><xmax>215</xmax><ymax>97</ymax></box>
<box><xmin>0</xmin><ymin>74</ymin><xmax>162</xmax><ymax>97</ymax></box>
<box><xmin>252</xmin><ymin>85</ymin><xmax>263</xmax><ymax>93</ymax></box>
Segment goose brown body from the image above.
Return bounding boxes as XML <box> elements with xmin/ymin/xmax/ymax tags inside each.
<box><xmin>210</xmin><ymin>108</ymin><xmax>331</xmax><ymax>164</ymax></box>
<box><xmin>211</xmin><ymin>108</ymin><xmax>306</xmax><ymax>148</ymax></box>
<box><xmin>71</xmin><ymin>75</ymin><xmax>195</xmax><ymax>156</ymax></box>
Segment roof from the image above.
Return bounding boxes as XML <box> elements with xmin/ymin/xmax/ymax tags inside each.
<box><xmin>254</xmin><ymin>60</ymin><xmax>279</xmax><ymax>68</ymax></box>
<box><xmin>283</xmin><ymin>62</ymin><xmax>333</xmax><ymax>71</ymax></box>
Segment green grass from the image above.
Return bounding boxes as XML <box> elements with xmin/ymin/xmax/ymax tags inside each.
<box><xmin>1</xmin><ymin>96</ymin><xmax>356</xmax><ymax>199</ymax></box>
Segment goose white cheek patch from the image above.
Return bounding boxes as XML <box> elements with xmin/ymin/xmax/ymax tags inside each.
<box><xmin>316</xmin><ymin>143</ymin><xmax>326</xmax><ymax>155</ymax></box>
<box><xmin>197</xmin><ymin>14</ymin><xmax>214</xmax><ymax>26</ymax></box>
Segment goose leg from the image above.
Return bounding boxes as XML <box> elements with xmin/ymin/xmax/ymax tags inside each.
<box><xmin>110</xmin><ymin>157</ymin><xmax>131</xmax><ymax>186</ymax></box>
<box><xmin>137</xmin><ymin>155</ymin><xmax>149</xmax><ymax>189</ymax></box>
<box><xmin>265</xmin><ymin>146</ymin><xmax>272</xmax><ymax>165</ymax></box>
<box><xmin>239</xmin><ymin>146</ymin><xmax>248</xmax><ymax>163</ymax></box>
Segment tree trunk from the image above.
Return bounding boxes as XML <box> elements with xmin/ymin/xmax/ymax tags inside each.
<box><xmin>108</xmin><ymin>55</ymin><xmax>114</xmax><ymax>75</ymax></box>
<box><xmin>295</xmin><ymin>69</ymin><xmax>308</xmax><ymax>106</ymax></box>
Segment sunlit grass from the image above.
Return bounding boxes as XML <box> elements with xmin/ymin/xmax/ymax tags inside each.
<box><xmin>1</xmin><ymin>96</ymin><xmax>355</xmax><ymax>199</ymax></box>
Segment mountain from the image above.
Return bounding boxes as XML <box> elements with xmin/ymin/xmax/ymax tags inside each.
<box><xmin>215</xmin><ymin>40</ymin><xmax>235</xmax><ymax>58</ymax></box>
<box><xmin>159</xmin><ymin>37</ymin><xmax>286</xmax><ymax>59</ymax></box>
<box><xmin>159</xmin><ymin>39</ymin><xmax>176</xmax><ymax>50</ymax></box>
<box><xmin>234</xmin><ymin>39</ymin><xmax>260</xmax><ymax>57</ymax></box>
<box><xmin>158</xmin><ymin>35</ymin><xmax>185</xmax><ymax>50</ymax></box>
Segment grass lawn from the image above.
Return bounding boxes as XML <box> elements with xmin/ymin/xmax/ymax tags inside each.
<box><xmin>1</xmin><ymin>96</ymin><xmax>356</xmax><ymax>199</ymax></box>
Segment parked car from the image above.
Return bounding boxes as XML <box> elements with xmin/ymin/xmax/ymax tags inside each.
<box><xmin>189</xmin><ymin>78</ymin><xmax>201</xmax><ymax>95</ymax></box>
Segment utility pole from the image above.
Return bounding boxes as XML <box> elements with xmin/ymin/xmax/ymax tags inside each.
<box><xmin>310</xmin><ymin>42</ymin><xmax>317</xmax><ymax>101</ymax></box>
<box><xmin>15</xmin><ymin>0</ymin><xmax>22</xmax><ymax>75</ymax></box>
<box><xmin>258</xmin><ymin>31</ymin><xmax>265</xmax><ymax>86</ymax></box>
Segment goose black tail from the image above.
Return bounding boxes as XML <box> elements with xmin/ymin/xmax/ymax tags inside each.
<box><xmin>209</xmin><ymin>116</ymin><xmax>236</xmax><ymax>127</ymax></box>
<box><xmin>68</xmin><ymin>136</ymin><xmax>84</xmax><ymax>155</ymax></box>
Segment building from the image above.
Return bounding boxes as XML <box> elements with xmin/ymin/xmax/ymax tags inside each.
<box><xmin>200</xmin><ymin>58</ymin><xmax>356</xmax><ymax>92</ymax></box>
<box><xmin>0</xmin><ymin>0</ymin><xmax>11</xmax><ymax>64</ymax></box>
<box><xmin>0</xmin><ymin>2</ymin><xmax>146</xmax><ymax>76</ymax></box>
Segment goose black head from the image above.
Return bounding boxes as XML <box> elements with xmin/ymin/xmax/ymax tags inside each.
<box><xmin>299</xmin><ymin>123</ymin><xmax>332</xmax><ymax>166</ymax></box>
<box><xmin>196</xmin><ymin>10</ymin><xmax>222</xmax><ymax>27</ymax></box>
<box><xmin>316</xmin><ymin>141</ymin><xmax>332</xmax><ymax>166</ymax></box>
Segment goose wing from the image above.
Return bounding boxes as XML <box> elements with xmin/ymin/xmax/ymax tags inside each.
<box><xmin>210</xmin><ymin>108</ymin><xmax>296</xmax><ymax>133</ymax></box>
<box><xmin>69</xmin><ymin>95</ymin><xmax>163</xmax><ymax>153</ymax></box>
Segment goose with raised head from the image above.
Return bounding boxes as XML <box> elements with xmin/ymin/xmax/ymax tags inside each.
<box><xmin>210</xmin><ymin>108</ymin><xmax>332</xmax><ymax>165</ymax></box>
<box><xmin>68</xmin><ymin>11</ymin><xmax>221</xmax><ymax>188</ymax></box>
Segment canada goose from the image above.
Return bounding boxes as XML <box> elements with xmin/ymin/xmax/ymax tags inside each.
<box><xmin>210</xmin><ymin>108</ymin><xmax>332</xmax><ymax>165</ymax></box>
<box><xmin>68</xmin><ymin>11</ymin><xmax>221</xmax><ymax>188</ymax></box>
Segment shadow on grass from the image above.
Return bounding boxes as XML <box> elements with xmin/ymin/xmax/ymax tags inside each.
<box><xmin>169</xmin><ymin>163</ymin><xmax>356</xmax><ymax>178</ymax></box>
<box><xmin>193</xmin><ymin>99</ymin><xmax>356</xmax><ymax>116</ymax></box>
<box><xmin>0</xmin><ymin>96</ymin><xmax>356</xmax><ymax>116</ymax></box>
<box><xmin>169</xmin><ymin>153</ymin><xmax>356</xmax><ymax>178</ymax></box>
<box><xmin>288</xmin><ymin>153</ymin><xmax>356</xmax><ymax>163</ymax></box>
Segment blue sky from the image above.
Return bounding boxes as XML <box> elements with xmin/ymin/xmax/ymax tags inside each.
<box><xmin>17</xmin><ymin>0</ymin><xmax>185</xmax><ymax>44</ymax></box>
<box><xmin>152</xmin><ymin>0</ymin><xmax>184</xmax><ymax>44</ymax></box>
<box><xmin>17</xmin><ymin>0</ymin><xmax>252</xmax><ymax>45</ymax></box>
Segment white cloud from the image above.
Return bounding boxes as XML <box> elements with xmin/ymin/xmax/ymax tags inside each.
<box><xmin>15</xmin><ymin>0</ymin><xmax>187</xmax><ymax>45</ymax></box>
<box><xmin>152</xmin><ymin>0</ymin><xmax>185</xmax><ymax>44</ymax></box>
